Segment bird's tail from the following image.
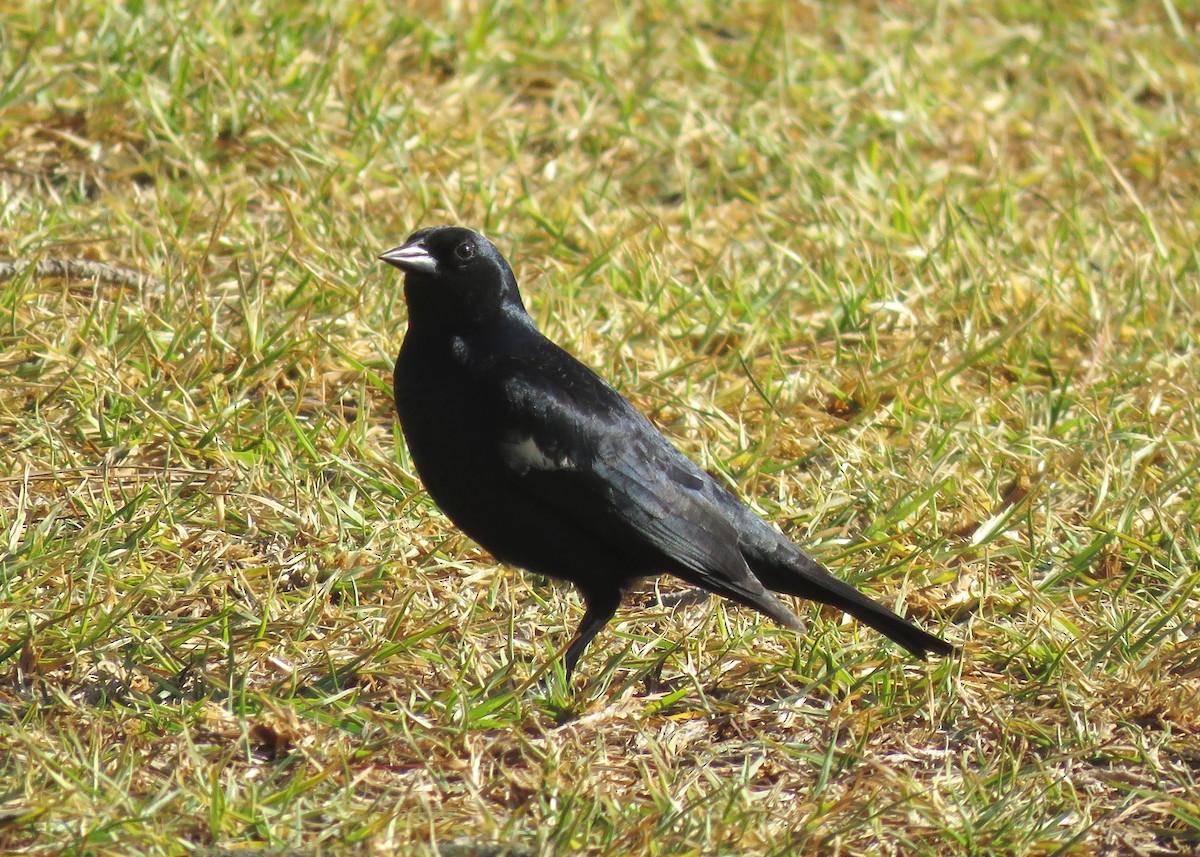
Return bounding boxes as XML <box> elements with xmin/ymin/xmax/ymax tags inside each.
<box><xmin>705</xmin><ymin>480</ymin><xmax>954</xmax><ymax>658</ymax></box>
<box><xmin>752</xmin><ymin>552</ymin><xmax>954</xmax><ymax>658</ymax></box>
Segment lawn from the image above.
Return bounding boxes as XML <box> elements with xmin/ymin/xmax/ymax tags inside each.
<box><xmin>1</xmin><ymin>1</ymin><xmax>1198</xmax><ymax>854</ymax></box>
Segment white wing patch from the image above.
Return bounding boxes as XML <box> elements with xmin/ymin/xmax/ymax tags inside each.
<box><xmin>501</xmin><ymin>435</ymin><xmax>573</xmax><ymax>474</ymax></box>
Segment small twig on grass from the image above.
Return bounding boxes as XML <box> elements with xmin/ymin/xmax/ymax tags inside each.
<box><xmin>0</xmin><ymin>259</ymin><xmax>162</xmax><ymax>290</ymax></box>
<box><xmin>0</xmin><ymin>464</ymin><xmax>221</xmax><ymax>484</ymax></box>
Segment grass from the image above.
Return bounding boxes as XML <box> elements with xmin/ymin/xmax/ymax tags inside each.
<box><xmin>1</xmin><ymin>0</ymin><xmax>1198</xmax><ymax>853</ymax></box>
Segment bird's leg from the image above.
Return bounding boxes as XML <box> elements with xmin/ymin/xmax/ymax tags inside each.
<box><xmin>563</xmin><ymin>588</ymin><xmax>622</xmax><ymax>678</ymax></box>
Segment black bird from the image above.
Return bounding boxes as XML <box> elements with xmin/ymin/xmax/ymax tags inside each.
<box><xmin>381</xmin><ymin>226</ymin><xmax>953</xmax><ymax>676</ymax></box>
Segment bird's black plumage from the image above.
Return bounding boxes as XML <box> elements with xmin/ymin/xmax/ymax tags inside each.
<box><xmin>382</xmin><ymin>226</ymin><xmax>953</xmax><ymax>676</ymax></box>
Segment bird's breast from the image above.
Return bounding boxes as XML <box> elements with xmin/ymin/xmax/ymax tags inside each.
<box><xmin>393</xmin><ymin>336</ymin><xmax>512</xmax><ymax>499</ymax></box>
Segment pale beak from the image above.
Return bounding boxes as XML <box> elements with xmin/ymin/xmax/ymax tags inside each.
<box><xmin>380</xmin><ymin>240</ymin><xmax>438</xmax><ymax>274</ymax></box>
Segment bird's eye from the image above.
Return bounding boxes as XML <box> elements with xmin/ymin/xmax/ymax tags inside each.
<box><xmin>454</xmin><ymin>242</ymin><xmax>475</xmax><ymax>262</ymax></box>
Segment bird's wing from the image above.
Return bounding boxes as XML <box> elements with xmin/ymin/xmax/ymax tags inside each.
<box><xmin>491</xmin><ymin>359</ymin><xmax>790</xmax><ymax>617</ymax></box>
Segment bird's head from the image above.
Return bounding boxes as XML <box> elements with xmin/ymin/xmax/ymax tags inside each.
<box><xmin>380</xmin><ymin>226</ymin><xmax>527</xmax><ymax>328</ymax></box>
